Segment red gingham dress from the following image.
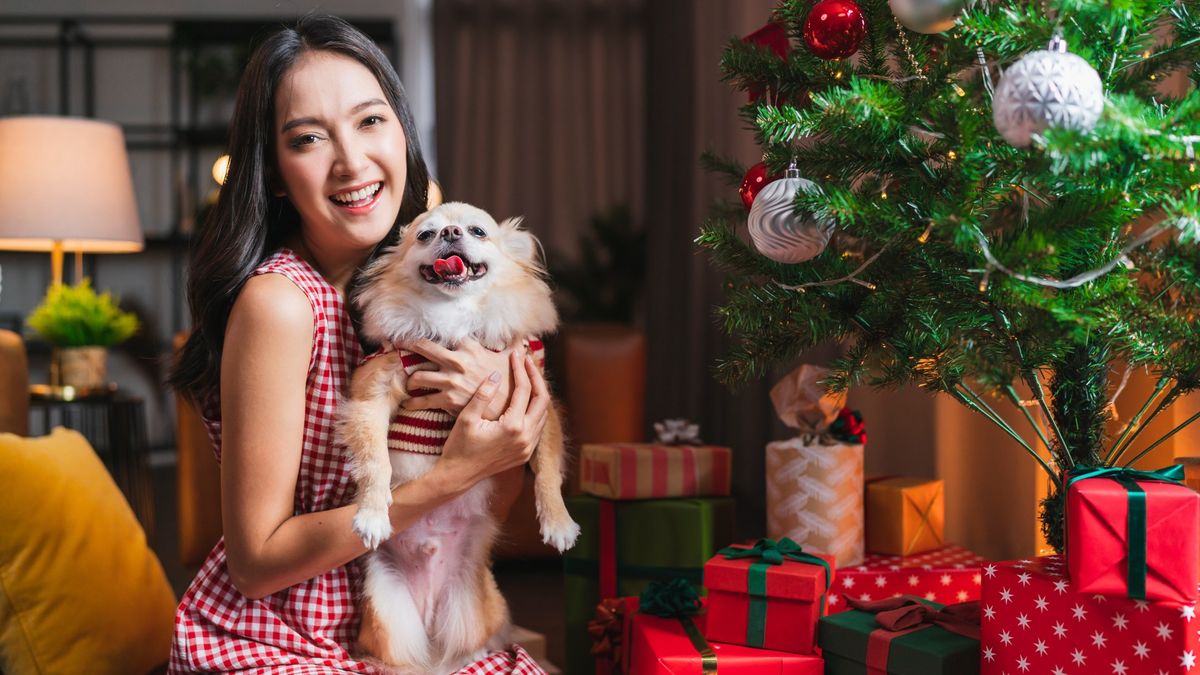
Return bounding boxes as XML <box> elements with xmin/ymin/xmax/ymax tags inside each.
<box><xmin>169</xmin><ymin>249</ymin><xmax>545</xmax><ymax>675</ymax></box>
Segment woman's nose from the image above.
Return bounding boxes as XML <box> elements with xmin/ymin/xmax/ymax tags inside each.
<box><xmin>333</xmin><ymin>137</ymin><xmax>370</xmax><ymax>176</ymax></box>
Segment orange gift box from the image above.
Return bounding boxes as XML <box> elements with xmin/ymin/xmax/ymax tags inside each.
<box><xmin>865</xmin><ymin>477</ymin><xmax>944</xmax><ymax>556</ymax></box>
<box><xmin>579</xmin><ymin>444</ymin><xmax>732</xmax><ymax>500</ymax></box>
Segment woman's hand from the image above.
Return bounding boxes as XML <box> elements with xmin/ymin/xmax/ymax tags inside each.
<box><xmin>402</xmin><ymin>338</ymin><xmax>523</xmax><ymax>420</ymax></box>
<box><xmin>431</xmin><ymin>351</ymin><xmax>550</xmax><ymax>493</ymax></box>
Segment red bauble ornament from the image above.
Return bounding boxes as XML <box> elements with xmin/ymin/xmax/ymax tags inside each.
<box><xmin>803</xmin><ymin>0</ymin><xmax>867</xmax><ymax>60</ymax></box>
<box><xmin>739</xmin><ymin>162</ymin><xmax>774</xmax><ymax>211</ymax></box>
<box><xmin>742</xmin><ymin>21</ymin><xmax>790</xmax><ymax>103</ymax></box>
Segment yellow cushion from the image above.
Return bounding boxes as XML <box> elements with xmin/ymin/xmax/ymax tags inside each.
<box><xmin>0</xmin><ymin>428</ymin><xmax>176</xmax><ymax>675</ymax></box>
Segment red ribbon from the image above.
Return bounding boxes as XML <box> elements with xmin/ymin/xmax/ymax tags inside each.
<box><xmin>587</xmin><ymin>598</ymin><xmax>629</xmax><ymax>673</ymax></box>
<box><xmin>599</xmin><ymin>499</ymin><xmax>617</xmax><ymax>599</ymax></box>
<box><xmin>846</xmin><ymin>595</ymin><xmax>980</xmax><ymax>674</ymax></box>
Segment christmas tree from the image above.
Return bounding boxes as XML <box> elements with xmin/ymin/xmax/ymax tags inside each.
<box><xmin>699</xmin><ymin>0</ymin><xmax>1200</xmax><ymax>551</ymax></box>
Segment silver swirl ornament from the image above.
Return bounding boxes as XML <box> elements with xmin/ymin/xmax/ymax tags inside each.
<box><xmin>992</xmin><ymin>35</ymin><xmax>1104</xmax><ymax>148</ymax></box>
<box><xmin>747</xmin><ymin>165</ymin><xmax>834</xmax><ymax>264</ymax></box>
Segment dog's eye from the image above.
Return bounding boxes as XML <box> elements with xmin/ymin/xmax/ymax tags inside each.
<box><xmin>469</xmin><ymin>226</ymin><xmax>487</xmax><ymax>238</ymax></box>
<box><xmin>416</xmin><ymin>230</ymin><xmax>435</xmax><ymax>242</ymax></box>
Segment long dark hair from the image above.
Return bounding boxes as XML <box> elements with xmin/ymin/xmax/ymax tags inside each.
<box><xmin>170</xmin><ymin>15</ymin><xmax>430</xmax><ymax>407</ymax></box>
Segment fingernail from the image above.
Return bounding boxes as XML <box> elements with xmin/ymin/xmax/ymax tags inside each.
<box><xmin>488</xmin><ymin>371</ymin><xmax>501</xmax><ymax>383</ymax></box>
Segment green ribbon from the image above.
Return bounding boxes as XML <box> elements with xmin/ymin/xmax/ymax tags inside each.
<box><xmin>1068</xmin><ymin>465</ymin><xmax>1185</xmax><ymax>600</ymax></box>
<box><xmin>639</xmin><ymin>579</ymin><xmax>715</xmax><ymax>674</ymax></box>
<box><xmin>718</xmin><ymin>537</ymin><xmax>832</xmax><ymax>647</ymax></box>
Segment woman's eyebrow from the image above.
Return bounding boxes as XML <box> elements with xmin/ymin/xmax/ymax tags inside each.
<box><xmin>281</xmin><ymin>98</ymin><xmax>388</xmax><ymax>133</ymax></box>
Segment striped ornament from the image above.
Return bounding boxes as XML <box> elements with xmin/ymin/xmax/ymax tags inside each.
<box><xmin>747</xmin><ymin>168</ymin><xmax>833</xmax><ymax>264</ymax></box>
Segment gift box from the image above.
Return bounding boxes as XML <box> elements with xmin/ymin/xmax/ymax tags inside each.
<box><xmin>579</xmin><ymin>443</ymin><xmax>732</xmax><ymax>500</ymax></box>
<box><xmin>564</xmin><ymin>495</ymin><xmax>734</xmax><ymax>675</ymax></box>
<box><xmin>819</xmin><ymin>596</ymin><xmax>980</xmax><ymax>675</ymax></box>
<box><xmin>601</xmin><ymin>595</ymin><xmax>825</xmax><ymax>674</ymax></box>
<box><xmin>703</xmin><ymin>538</ymin><xmax>834</xmax><ymax>654</ymax></box>
<box><xmin>827</xmin><ymin>544</ymin><xmax>987</xmax><ymax>614</ymax></box>
<box><xmin>765</xmin><ymin>366</ymin><xmax>866</xmax><ymax>567</ymax></box>
<box><xmin>866</xmin><ymin>477</ymin><xmax>944</xmax><ymax>556</ymax></box>
<box><xmin>766</xmin><ymin>438</ymin><xmax>864</xmax><ymax>567</ymax></box>
<box><xmin>1066</xmin><ymin>465</ymin><xmax>1199</xmax><ymax>603</ymax></box>
<box><xmin>981</xmin><ymin>556</ymin><xmax>1200</xmax><ymax>674</ymax></box>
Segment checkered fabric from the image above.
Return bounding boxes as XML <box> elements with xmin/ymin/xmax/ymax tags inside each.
<box><xmin>169</xmin><ymin>249</ymin><xmax>545</xmax><ymax>675</ymax></box>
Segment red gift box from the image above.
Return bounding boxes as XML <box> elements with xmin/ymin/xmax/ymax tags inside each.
<box><xmin>827</xmin><ymin>544</ymin><xmax>987</xmax><ymax>614</ymax></box>
<box><xmin>981</xmin><ymin>556</ymin><xmax>1200</xmax><ymax>675</ymax></box>
<box><xmin>703</xmin><ymin>540</ymin><xmax>834</xmax><ymax>654</ymax></box>
<box><xmin>1066</xmin><ymin>467</ymin><xmax>1200</xmax><ymax>603</ymax></box>
<box><xmin>629</xmin><ymin>598</ymin><xmax>824</xmax><ymax>674</ymax></box>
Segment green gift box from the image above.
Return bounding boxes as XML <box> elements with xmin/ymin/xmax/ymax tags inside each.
<box><xmin>563</xmin><ymin>495</ymin><xmax>735</xmax><ymax>675</ymax></box>
<box><xmin>818</xmin><ymin>597</ymin><xmax>980</xmax><ymax>675</ymax></box>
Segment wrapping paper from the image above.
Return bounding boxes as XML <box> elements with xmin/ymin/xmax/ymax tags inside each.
<box><xmin>579</xmin><ymin>444</ymin><xmax>732</xmax><ymax>500</ymax></box>
<box><xmin>866</xmin><ymin>477</ymin><xmax>945</xmax><ymax>556</ymax></box>
<box><xmin>766</xmin><ymin>438</ymin><xmax>864</xmax><ymax>567</ymax></box>
<box><xmin>1066</xmin><ymin>467</ymin><xmax>1199</xmax><ymax>603</ymax></box>
<box><xmin>819</xmin><ymin>597</ymin><xmax>980</xmax><ymax>675</ymax></box>
<box><xmin>981</xmin><ymin>556</ymin><xmax>1200</xmax><ymax>674</ymax></box>
<box><xmin>827</xmin><ymin>545</ymin><xmax>987</xmax><ymax>614</ymax></box>
<box><xmin>627</xmin><ymin>598</ymin><xmax>825</xmax><ymax>674</ymax></box>
<box><xmin>702</xmin><ymin>540</ymin><xmax>834</xmax><ymax>654</ymax></box>
<box><xmin>564</xmin><ymin>496</ymin><xmax>734</xmax><ymax>675</ymax></box>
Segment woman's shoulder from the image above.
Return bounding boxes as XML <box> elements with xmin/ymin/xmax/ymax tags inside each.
<box><xmin>233</xmin><ymin>272</ymin><xmax>314</xmax><ymax>330</ymax></box>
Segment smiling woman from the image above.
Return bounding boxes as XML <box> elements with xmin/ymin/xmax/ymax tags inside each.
<box><xmin>167</xmin><ymin>15</ymin><xmax>550</xmax><ymax>675</ymax></box>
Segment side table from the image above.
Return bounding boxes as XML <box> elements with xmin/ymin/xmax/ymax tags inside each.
<box><xmin>28</xmin><ymin>386</ymin><xmax>155</xmax><ymax>537</ymax></box>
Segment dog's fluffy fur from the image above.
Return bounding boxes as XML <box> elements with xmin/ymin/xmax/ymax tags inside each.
<box><xmin>335</xmin><ymin>202</ymin><xmax>580</xmax><ymax>673</ymax></box>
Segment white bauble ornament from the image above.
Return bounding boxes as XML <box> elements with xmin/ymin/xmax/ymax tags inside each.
<box><xmin>747</xmin><ymin>165</ymin><xmax>834</xmax><ymax>264</ymax></box>
<box><xmin>993</xmin><ymin>36</ymin><xmax>1104</xmax><ymax>148</ymax></box>
<box><xmin>889</xmin><ymin>0</ymin><xmax>967</xmax><ymax>33</ymax></box>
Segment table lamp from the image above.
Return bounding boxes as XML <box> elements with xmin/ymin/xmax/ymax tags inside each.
<box><xmin>0</xmin><ymin>116</ymin><xmax>144</xmax><ymax>286</ymax></box>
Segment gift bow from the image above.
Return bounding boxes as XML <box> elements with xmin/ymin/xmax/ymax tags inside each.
<box><xmin>587</xmin><ymin>598</ymin><xmax>630</xmax><ymax>669</ymax></box>
<box><xmin>638</xmin><ymin>579</ymin><xmax>715</xmax><ymax>674</ymax></box>
<box><xmin>846</xmin><ymin>595</ymin><xmax>981</xmax><ymax>640</ymax></box>
<box><xmin>830</xmin><ymin>407</ymin><xmax>867</xmax><ymax>445</ymax></box>
<box><xmin>1066</xmin><ymin>464</ymin><xmax>1185</xmax><ymax>600</ymax></box>
<box><xmin>653</xmin><ymin>419</ymin><xmax>703</xmax><ymax>445</ymax></box>
<box><xmin>721</xmin><ymin>536</ymin><xmax>823</xmax><ymax>568</ymax></box>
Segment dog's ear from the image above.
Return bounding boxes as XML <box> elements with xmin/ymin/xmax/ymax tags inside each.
<box><xmin>498</xmin><ymin>217</ymin><xmax>541</xmax><ymax>263</ymax></box>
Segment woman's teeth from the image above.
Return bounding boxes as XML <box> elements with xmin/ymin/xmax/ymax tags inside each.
<box><xmin>330</xmin><ymin>182</ymin><xmax>381</xmax><ymax>206</ymax></box>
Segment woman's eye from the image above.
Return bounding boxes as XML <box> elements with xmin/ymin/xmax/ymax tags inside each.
<box><xmin>362</xmin><ymin>115</ymin><xmax>386</xmax><ymax>127</ymax></box>
<box><xmin>469</xmin><ymin>226</ymin><xmax>486</xmax><ymax>238</ymax></box>
<box><xmin>289</xmin><ymin>133</ymin><xmax>320</xmax><ymax>148</ymax></box>
<box><xmin>417</xmin><ymin>231</ymin><xmax>434</xmax><ymax>242</ymax></box>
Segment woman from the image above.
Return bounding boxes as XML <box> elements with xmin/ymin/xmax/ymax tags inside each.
<box><xmin>169</xmin><ymin>15</ymin><xmax>547</xmax><ymax>674</ymax></box>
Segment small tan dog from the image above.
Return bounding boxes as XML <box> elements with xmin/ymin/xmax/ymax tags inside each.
<box><xmin>335</xmin><ymin>202</ymin><xmax>580</xmax><ymax>673</ymax></box>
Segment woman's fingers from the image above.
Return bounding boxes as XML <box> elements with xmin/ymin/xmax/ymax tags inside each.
<box><xmin>405</xmin><ymin>339</ymin><xmax>464</xmax><ymax>371</ymax></box>
<box><xmin>458</xmin><ymin>370</ymin><xmax>501</xmax><ymax>421</ymax></box>
<box><xmin>404</xmin><ymin>370</ymin><xmax>452</xmax><ymax>392</ymax></box>
<box><xmin>524</xmin><ymin>355</ymin><xmax>550</xmax><ymax>421</ymax></box>
<box><xmin>503</xmin><ymin>351</ymin><xmax>532</xmax><ymax>420</ymax></box>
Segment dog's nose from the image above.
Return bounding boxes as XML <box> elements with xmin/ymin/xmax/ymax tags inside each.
<box><xmin>440</xmin><ymin>225</ymin><xmax>462</xmax><ymax>242</ymax></box>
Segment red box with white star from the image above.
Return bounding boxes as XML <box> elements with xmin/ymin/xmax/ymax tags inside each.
<box><xmin>826</xmin><ymin>544</ymin><xmax>987</xmax><ymax>614</ymax></box>
<box><xmin>981</xmin><ymin>556</ymin><xmax>1200</xmax><ymax>675</ymax></box>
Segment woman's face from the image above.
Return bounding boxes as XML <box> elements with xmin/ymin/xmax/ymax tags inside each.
<box><xmin>273</xmin><ymin>50</ymin><xmax>408</xmax><ymax>257</ymax></box>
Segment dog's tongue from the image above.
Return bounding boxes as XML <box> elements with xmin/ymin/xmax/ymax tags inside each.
<box><xmin>433</xmin><ymin>255</ymin><xmax>467</xmax><ymax>279</ymax></box>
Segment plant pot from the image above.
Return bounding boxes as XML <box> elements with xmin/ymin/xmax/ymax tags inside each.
<box><xmin>52</xmin><ymin>347</ymin><xmax>108</xmax><ymax>390</ymax></box>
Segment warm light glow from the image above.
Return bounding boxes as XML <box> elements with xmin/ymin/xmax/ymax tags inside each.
<box><xmin>880</xmin><ymin>190</ymin><xmax>888</xmax><ymax>200</ymax></box>
<box><xmin>952</xmin><ymin>84</ymin><xmax>966</xmax><ymax>97</ymax></box>
<box><xmin>947</xmin><ymin>150</ymin><xmax>957</xmax><ymax>160</ymax></box>
<box><xmin>212</xmin><ymin>154</ymin><xmax>231</xmax><ymax>186</ymax></box>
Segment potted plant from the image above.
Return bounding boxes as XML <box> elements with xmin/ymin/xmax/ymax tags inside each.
<box><xmin>26</xmin><ymin>279</ymin><xmax>139</xmax><ymax>390</ymax></box>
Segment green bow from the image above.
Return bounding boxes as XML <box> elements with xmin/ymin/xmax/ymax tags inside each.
<box><xmin>1068</xmin><ymin>464</ymin><xmax>1185</xmax><ymax>600</ymax></box>
<box><xmin>717</xmin><ymin>538</ymin><xmax>832</xmax><ymax>647</ymax></box>
<box><xmin>638</xmin><ymin>579</ymin><xmax>714</xmax><ymax>673</ymax></box>
<box><xmin>638</xmin><ymin>578</ymin><xmax>701</xmax><ymax>618</ymax></box>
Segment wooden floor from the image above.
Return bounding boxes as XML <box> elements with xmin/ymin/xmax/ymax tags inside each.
<box><xmin>148</xmin><ymin>462</ymin><xmax>568</xmax><ymax>671</ymax></box>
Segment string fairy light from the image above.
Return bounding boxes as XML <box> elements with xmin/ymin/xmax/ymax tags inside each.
<box><xmin>971</xmin><ymin>223</ymin><xmax>1168</xmax><ymax>290</ymax></box>
<box><xmin>775</xmin><ymin>234</ymin><xmax>901</xmax><ymax>293</ymax></box>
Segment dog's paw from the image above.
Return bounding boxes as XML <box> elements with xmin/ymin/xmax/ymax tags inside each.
<box><xmin>353</xmin><ymin>507</ymin><xmax>393</xmax><ymax>550</ymax></box>
<box><xmin>541</xmin><ymin>517</ymin><xmax>581</xmax><ymax>552</ymax></box>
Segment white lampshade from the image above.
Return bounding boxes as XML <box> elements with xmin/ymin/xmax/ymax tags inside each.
<box><xmin>0</xmin><ymin>116</ymin><xmax>144</xmax><ymax>253</ymax></box>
